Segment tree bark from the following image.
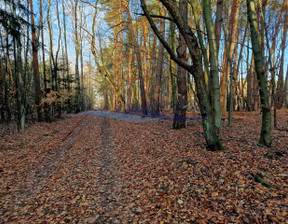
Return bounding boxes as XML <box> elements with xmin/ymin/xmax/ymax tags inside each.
<box><xmin>191</xmin><ymin>1</ymin><xmax>209</xmax><ymax>85</ymax></box>
<box><xmin>169</xmin><ymin>21</ymin><xmax>177</xmax><ymax>113</ymax></box>
<box><xmin>29</xmin><ymin>0</ymin><xmax>42</xmax><ymax>121</ymax></box>
<box><xmin>141</xmin><ymin>0</ymin><xmax>224</xmax><ymax>151</ymax></box>
<box><xmin>173</xmin><ymin>0</ymin><xmax>187</xmax><ymax>129</ymax></box>
<box><xmin>247</xmin><ymin>0</ymin><xmax>272</xmax><ymax>147</ymax></box>
<box><xmin>276</xmin><ymin>0</ymin><xmax>287</xmax><ymax>109</ymax></box>
<box><xmin>151</xmin><ymin>7</ymin><xmax>165</xmax><ymax>116</ymax></box>
<box><xmin>124</xmin><ymin>1</ymin><xmax>147</xmax><ymax>115</ymax></box>
<box><xmin>0</xmin><ymin>56</ymin><xmax>4</xmax><ymax>122</ymax></box>
<box><xmin>74</xmin><ymin>0</ymin><xmax>81</xmax><ymax>112</ymax></box>
<box><xmin>202</xmin><ymin>0</ymin><xmax>222</xmax><ymax>128</ymax></box>
<box><xmin>214</xmin><ymin>0</ymin><xmax>223</xmax><ymax>54</ymax></box>
<box><xmin>220</xmin><ymin>0</ymin><xmax>240</xmax><ymax>115</ymax></box>
<box><xmin>285</xmin><ymin>65</ymin><xmax>288</xmax><ymax>108</ymax></box>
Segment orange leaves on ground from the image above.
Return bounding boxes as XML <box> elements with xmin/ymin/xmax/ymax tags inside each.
<box><xmin>0</xmin><ymin>111</ymin><xmax>287</xmax><ymax>223</ymax></box>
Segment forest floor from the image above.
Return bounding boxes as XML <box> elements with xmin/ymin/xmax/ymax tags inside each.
<box><xmin>0</xmin><ymin>110</ymin><xmax>288</xmax><ymax>224</ymax></box>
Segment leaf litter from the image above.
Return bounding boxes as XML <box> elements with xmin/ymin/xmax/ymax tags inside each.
<box><xmin>0</xmin><ymin>111</ymin><xmax>287</xmax><ymax>223</ymax></box>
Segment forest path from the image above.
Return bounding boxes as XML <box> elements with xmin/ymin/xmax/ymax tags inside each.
<box><xmin>82</xmin><ymin>110</ymin><xmax>160</xmax><ymax>122</ymax></box>
<box><xmin>94</xmin><ymin>117</ymin><xmax>124</xmax><ymax>223</ymax></box>
<box><xmin>0</xmin><ymin>115</ymin><xmax>134</xmax><ymax>223</ymax></box>
<box><xmin>1</xmin><ymin>111</ymin><xmax>288</xmax><ymax>223</ymax></box>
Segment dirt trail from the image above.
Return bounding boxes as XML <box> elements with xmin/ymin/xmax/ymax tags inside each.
<box><xmin>1</xmin><ymin>111</ymin><xmax>288</xmax><ymax>223</ymax></box>
<box><xmin>94</xmin><ymin>117</ymin><xmax>121</xmax><ymax>223</ymax></box>
<box><xmin>0</xmin><ymin>115</ymin><xmax>127</xmax><ymax>223</ymax></box>
<box><xmin>34</xmin><ymin>115</ymin><xmax>91</xmax><ymax>187</ymax></box>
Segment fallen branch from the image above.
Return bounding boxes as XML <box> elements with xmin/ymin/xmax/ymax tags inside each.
<box><xmin>252</xmin><ymin>173</ymin><xmax>276</xmax><ymax>188</ymax></box>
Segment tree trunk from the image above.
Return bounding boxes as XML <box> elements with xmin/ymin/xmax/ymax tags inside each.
<box><xmin>62</xmin><ymin>0</ymin><xmax>71</xmax><ymax>113</ymax></box>
<box><xmin>235</xmin><ymin>24</ymin><xmax>248</xmax><ymax>110</ymax></box>
<box><xmin>169</xmin><ymin>21</ymin><xmax>177</xmax><ymax>113</ymax></box>
<box><xmin>285</xmin><ymin>65</ymin><xmax>288</xmax><ymax>108</ymax></box>
<box><xmin>39</xmin><ymin>0</ymin><xmax>46</xmax><ymax>91</ymax></box>
<box><xmin>264</xmin><ymin>14</ymin><xmax>277</xmax><ymax>128</ymax></box>
<box><xmin>55</xmin><ymin>0</ymin><xmax>62</xmax><ymax>118</ymax></box>
<box><xmin>173</xmin><ymin>0</ymin><xmax>187</xmax><ymax>129</ymax></box>
<box><xmin>202</xmin><ymin>0</ymin><xmax>222</xmax><ymax>128</ymax></box>
<box><xmin>191</xmin><ymin>1</ymin><xmax>209</xmax><ymax>85</ymax></box>
<box><xmin>220</xmin><ymin>0</ymin><xmax>240</xmax><ymax>115</ymax></box>
<box><xmin>127</xmin><ymin>48</ymin><xmax>133</xmax><ymax>110</ymax></box>
<box><xmin>141</xmin><ymin>0</ymin><xmax>224</xmax><ymax>151</ymax></box>
<box><xmin>0</xmin><ymin>56</ymin><xmax>4</xmax><ymax>122</ymax></box>
<box><xmin>276</xmin><ymin>0</ymin><xmax>287</xmax><ymax>109</ymax></box>
<box><xmin>124</xmin><ymin>2</ymin><xmax>147</xmax><ymax>115</ymax></box>
<box><xmin>247</xmin><ymin>0</ymin><xmax>271</xmax><ymax>147</ymax></box>
<box><xmin>79</xmin><ymin>5</ymin><xmax>85</xmax><ymax>111</ymax></box>
<box><xmin>39</xmin><ymin>0</ymin><xmax>50</xmax><ymax>122</ymax></box>
<box><xmin>74</xmin><ymin>0</ymin><xmax>81</xmax><ymax>112</ymax></box>
<box><xmin>247</xmin><ymin>56</ymin><xmax>253</xmax><ymax>111</ymax></box>
<box><xmin>13</xmin><ymin>36</ymin><xmax>22</xmax><ymax>130</ymax></box>
<box><xmin>214</xmin><ymin>0</ymin><xmax>223</xmax><ymax>54</ymax></box>
<box><xmin>4</xmin><ymin>29</ymin><xmax>11</xmax><ymax>121</ymax></box>
<box><xmin>151</xmin><ymin>7</ymin><xmax>165</xmax><ymax>116</ymax></box>
<box><xmin>29</xmin><ymin>0</ymin><xmax>42</xmax><ymax>121</ymax></box>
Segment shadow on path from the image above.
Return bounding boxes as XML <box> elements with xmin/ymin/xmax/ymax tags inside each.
<box><xmin>94</xmin><ymin>117</ymin><xmax>120</xmax><ymax>223</ymax></box>
<box><xmin>82</xmin><ymin>111</ymin><xmax>160</xmax><ymax>122</ymax></box>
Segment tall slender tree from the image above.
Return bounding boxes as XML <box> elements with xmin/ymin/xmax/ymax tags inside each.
<box><xmin>247</xmin><ymin>0</ymin><xmax>272</xmax><ymax>147</ymax></box>
<box><xmin>151</xmin><ymin>6</ymin><xmax>165</xmax><ymax>116</ymax></box>
<box><xmin>202</xmin><ymin>0</ymin><xmax>222</xmax><ymax>128</ymax></box>
<box><xmin>124</xmin><ymin>0</ymin><xmax>147</xmax><ymax>115</ymax></box>
<box><xmin>173</xmin><ymin>0</ymin><xmax>188</xmax><ymax>129</ymax></box>
<box><xmin>29</xmin><ymin>0</ymin><xmax>42</xmax><ymax>121</ymax></box>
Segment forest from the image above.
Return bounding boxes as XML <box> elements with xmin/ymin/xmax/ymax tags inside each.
<box><xmin>0</xmin><ymin>0</ymin><xmax>288</xmax><ymax>223</ymax></box>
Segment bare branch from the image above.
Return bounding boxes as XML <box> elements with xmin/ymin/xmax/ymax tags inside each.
<box><xmin>135</xmin><ymin>13</ymin><xmax>174</xmax><ymax>22</ymax></box>
<box><xmin>140</xmin><ymin>0</ymin><xmax>192</xmax><ymax>72</ymax></box>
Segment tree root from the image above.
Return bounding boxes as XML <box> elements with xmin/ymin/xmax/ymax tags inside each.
<box><xmin>264</xmin><ymin>150</ymin><xmax>285</xmax><ymax>160</ymax></box>
<box><xmin>252</xmin><ymin>173</ymin><xmax>276</xmax><ymax>188</ymax></box>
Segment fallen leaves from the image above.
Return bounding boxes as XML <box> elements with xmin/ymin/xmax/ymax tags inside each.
<box><xmin>0</xmin><ymin>111</ymin><xmax>287</xmax><ymax>223</ymax></box>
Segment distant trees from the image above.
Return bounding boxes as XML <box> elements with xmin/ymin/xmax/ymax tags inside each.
<box><xmin>0</xmin><ymin>0</ymin><xmax>95</xmax><ymax>128</ymax></box>
<box><xmin>124</xmin><ymin>0</ymin><xmax>148</xmax><ymax>115</ymax></box>
<box><xmin>0</xmin><ymin>0</ymin><xmax>31</xmax><ymax>129</ymax></box>
<box><xmin>0</xmin><ymin>0</ymin><xmax>286</xmax><ymax>149</ymax></box>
